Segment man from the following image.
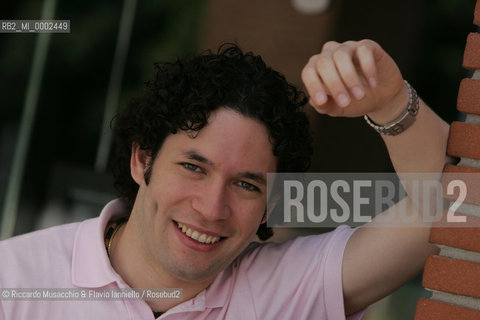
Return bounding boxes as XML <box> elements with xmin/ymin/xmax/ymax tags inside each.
<box><xmin>0</xmin><ymin>39</ymin><xmax>449</xmax><ymax>319</ymax></box>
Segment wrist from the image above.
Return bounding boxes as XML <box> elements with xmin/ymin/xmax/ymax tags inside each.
<box><xmin>364</xmin><ymin>81</ymin><xmax>419</xmax><ymax>136</ymax></box>
<box><xmin>367</xmin><ymin>81</ymin><xmax>409</xmax><ymax>125</ymax></box>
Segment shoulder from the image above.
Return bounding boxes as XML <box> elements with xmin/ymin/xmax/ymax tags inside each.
<box><xmin>219</xmin><ymin>226</ymin><xmax>359</xmax><ymax>319</ymax></box>
<box><xmin>227</xmin><ymin>225</ymin><xmax>358</xmax><ymax>289</ymax></box>
<box><xmin>0</xmin><ymin>222</ymin><xmax>81</xmax><ymax>287</ymax></box>
<box><xmin>238</xmin><ymin>225</ymin><xmax>356</xmax><ymax>268</ymax></box>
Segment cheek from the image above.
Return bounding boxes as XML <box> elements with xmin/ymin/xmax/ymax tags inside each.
<box><xmin>234</xmin><ymin>202</ymin><xmax>266</xmax><ymax>232</ymax></box>
<box><xmin>149</xmin><ymin>171</ymin><xmax>190</xmax><ymax>201</ymax></box>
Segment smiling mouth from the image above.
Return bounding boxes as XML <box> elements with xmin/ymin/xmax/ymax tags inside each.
<box><xmin>175</xmin><ymin>221</ymin><xmax>225</xmax><ymax>244</ymax></box>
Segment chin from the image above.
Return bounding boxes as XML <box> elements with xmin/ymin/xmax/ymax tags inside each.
<box><xmin>173</xmin><ymin>268</ymin><xmax>218</xmax><ymax>283</ymax></box>
<box><xmin>165</xmin><ymin>260</ymin><xmax>224</xmax><ymax>283</ymax></box>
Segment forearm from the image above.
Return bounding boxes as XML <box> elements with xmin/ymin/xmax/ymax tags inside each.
<box><xmin>344</xmin><ymin>85</ymin><xmax>449</xmax><ymax>314</ymax></box>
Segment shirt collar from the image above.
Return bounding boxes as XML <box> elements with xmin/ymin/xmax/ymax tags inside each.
<box><xmin>71</xmin><ymin>199</ymin><xmax>129</xmax><ymax>287</ymax></box>
<box><xmin>203</xmin><ymin>266</ymin><xmax>233</xmax><ymax>308</ymax></box>
<box><xmin>203</xmin><ymin>243</ymin><xmax>258</xmax><ymax>309</ymax></box>
<box><xmin>162</xmin><ymin>264</ymin><xmax>234</xmax><ymax>315</ymax></box>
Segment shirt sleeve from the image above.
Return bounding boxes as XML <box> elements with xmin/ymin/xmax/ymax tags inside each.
<box><xmin>235</xmin><ymin>226</ymin><xmax>364</xmax><ymax>320</ymax></box>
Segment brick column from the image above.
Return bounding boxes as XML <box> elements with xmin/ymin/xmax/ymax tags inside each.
<box><xmin>415</xmin><ymin>1</ymin><xmax>480</xmax><ymax>319</ymax></box>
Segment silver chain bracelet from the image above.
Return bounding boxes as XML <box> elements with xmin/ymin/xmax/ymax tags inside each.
<box><xmin>364</xmin><ymin>80</ymin><xmax>419</xmax><ymax>136</ymax></box>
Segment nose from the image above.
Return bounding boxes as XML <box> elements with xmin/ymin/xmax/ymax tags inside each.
<box><xmin>191</xmin><ymin>178</ymin><xmax>231</xmax><ymax>221</ymax></box>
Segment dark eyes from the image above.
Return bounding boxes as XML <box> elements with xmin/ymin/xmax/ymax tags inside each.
<box><xmin>235</xmin><ymin>181</ymin><xmax>260</xmax><ymax>192</ymax></box>
<box><xmin>180</xmin><ymin>162</ymin><xmax>260</xmax><ymax>193</ymax></box>
<box><xmin>181</xmin><ymin>162</ymin><xmax>202</xmax><ymax>173</ymax></box>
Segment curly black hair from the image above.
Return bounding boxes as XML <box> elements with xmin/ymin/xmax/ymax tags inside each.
<box><xmin>111</xmin><ymin>43</ymin><xmax>313</xmax><ymax>240</ymax></box>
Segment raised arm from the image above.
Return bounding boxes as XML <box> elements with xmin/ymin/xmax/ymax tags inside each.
<box><xmin>301</xmin><ymin>40</ymin><xmax>449</xmax><ymax>314</ymax></box>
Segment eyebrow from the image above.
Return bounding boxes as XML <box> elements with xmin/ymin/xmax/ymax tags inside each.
<box><xmin>181</xmin><ymin>150</ymin><xmax>266</xmax><ymax>185</ymax></box>
<box><xmin>182</xmin><ymin>151</ymin><xmax>215</xmax><ymax>167</ymax></box>
<box><xmin>238</xmin><ymin>171</ymin><xmax>266</xmax><ymax>186</ymax></box>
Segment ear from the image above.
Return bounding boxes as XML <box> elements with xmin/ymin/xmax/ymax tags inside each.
<box><xmin>260</xmin><ymin>212</ymin><xmax>268</xmax><ymax>225</ymax></box>
<box><xmin>261</xmin><ymin>194</ymin><xmax>280</xmax><ymax>224</ymax></box>
<box><xmin>130</xmin><ymin>142</ymin><xmax>151</xmax><ymax>185</ymax></box>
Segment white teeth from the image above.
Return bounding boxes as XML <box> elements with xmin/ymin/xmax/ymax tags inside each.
<box><xmin>175</xmin><ymin>222</ymin><xmax>221</xmax><ymax>244</ymax></box>
<box><xmin>191</xmin><ymin>231</ymin><xmax>200</xmax><ymax>240</ymax></box>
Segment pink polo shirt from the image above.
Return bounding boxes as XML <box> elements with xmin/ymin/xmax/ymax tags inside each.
<box><xmin>0</xmin><ymin>200</ymin><xmax>364</xmax><ymax>320</ymax></box>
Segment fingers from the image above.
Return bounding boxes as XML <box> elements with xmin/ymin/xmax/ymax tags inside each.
<box><xmin>302</xmin><ymin>40</ymin><xmax>380</xmax><ymax>111</ymax></box>
<box><xmin>332</xmin><ymin>44</ymin><xmax>365</xmax><ymax>101</ymax></box>
<box><xmin>301</xmin><ymin>60</ymin><xmax>338</xmax><ymax>115</ymax></box>
<box><xmin>301</xmin><ymin>56</ymin><xmax>328</xmax><ymax>106</ymax></box>
<box><xmin>317</xmin><ymin>49</ymin><xmax>352</xmax><ymax>108</ymax></box>
<box><xmin>355</xmin><ymin>40</ymin><xmax>379</xmax><ymax>89</ymax></box>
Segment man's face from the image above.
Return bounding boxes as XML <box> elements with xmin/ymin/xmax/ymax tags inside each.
<box><xmin>130</xmin><ymin>108</ymin><xmax>277</xmax><ymax>283</ymax></box>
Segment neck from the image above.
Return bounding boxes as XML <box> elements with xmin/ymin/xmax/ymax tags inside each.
<box><xmin>108</xmin><ymin>217</ymin><xmax>214</xmax><ymax>312</ymax></box>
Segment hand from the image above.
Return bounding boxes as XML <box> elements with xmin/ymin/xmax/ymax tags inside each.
<box><xmin>301</xmin><ymin>40</ymin><xmax>407</xmax><ymax>124</ymax></box>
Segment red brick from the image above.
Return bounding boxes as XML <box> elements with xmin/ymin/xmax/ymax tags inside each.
<box><xmin>457</xmin><ymin>78</ymin><xmax>480</xmax><ymax>115</ymax></box>
<box><xmin>423</xmin><ymin>255</ymin><xmax>480</xmax><ymax>298</ymax></box>
<box><xmin>444</xmin><ymin>163</ymin><xmax>480</xmax><ymax>174</ymax></box>
<box><xmin>415</xmin><ymin>298</ymin><xmax>480</xmax><ymax>320</ymax></box>
<box><xmin>447</xmin><ymin>122</ymin><xmax>480</xmax><ymax>160</ymax></box>
<box><xmin>475</xmin><ymin>0</ymin><xmax>480</xmax><ymax>26</ymax></box>
<box><xmin>442</xmin><ymin>164</ymin><xmax>480</xmax><ymax>206</ymax></box>
<box><xmin>430</xmin><ymin>215</ymin><xmax>480</xmax><ymax>252</ymax></box>
<box><xmin>463</xmin><ymin>33</ymin><xmax>480</xmax><ymax>70</ymax></box>
<box><xmin>432</xmin><ymin>211</ymin><xmax>480</xmax><ymax>228</ymax></box>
